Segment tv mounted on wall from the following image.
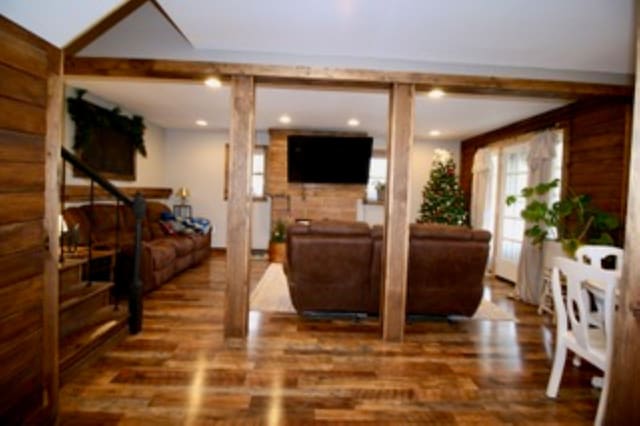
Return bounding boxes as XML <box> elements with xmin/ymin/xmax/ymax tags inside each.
<box><xmin>287</xmin><ymin>135</ymin><xmax>373</xmax><ymax>184</ymax></box>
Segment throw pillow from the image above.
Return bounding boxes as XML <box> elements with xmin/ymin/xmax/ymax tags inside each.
<box><xmin>159</xmin><ymin>221</ymin><xmax>176</xmax><ymax>235</ymax></box>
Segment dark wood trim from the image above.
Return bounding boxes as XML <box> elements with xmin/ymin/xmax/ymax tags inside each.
<box><xmin>381</xmin><ymin>83</ymin><xmax>414</xmax><ymax>342</ymax></box>
<box><xmin>63</xmin><ymin>185</ymin><xmax>171</xmax><ymax>202</ymax></box>
<box><xmin>63</xmin><ymin>0</ymin><xmax>150</xmax><ymax>56</ymax></box>
<box><xmin>224</xmin><ymin>75</ymin><xmax>255</xmax><ymax>339</ymax></box>
<box><xmin>64</xmin><ymin>57</ymin><xmax>632</xmax><ymax>99</ymax></box>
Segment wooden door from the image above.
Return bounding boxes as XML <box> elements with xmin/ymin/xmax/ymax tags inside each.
<box><xmin>0</xmin><ymin>16</ymin><xmax>61</xmax><ymax>423</ymax></box>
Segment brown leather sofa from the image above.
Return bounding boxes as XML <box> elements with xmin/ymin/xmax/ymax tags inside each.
<box><xmin>63</xmin><ymin>201</ymin><xmax>211</xmax><ymax>294</ymax></box>
<box><xmin>285</xmin><ymin>220</ymin><xmax>491</xmax><ymax>317</ymax></box>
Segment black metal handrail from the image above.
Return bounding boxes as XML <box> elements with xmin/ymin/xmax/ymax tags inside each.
<box><xmin>61</xmin><ymin>147</ymin><xmax>132</xmax><ymax>206</ymax></box>
<box><xmin>60</xmin><ymin>147</ymin><xmax>145</xmax><ymax>334</ymax></box>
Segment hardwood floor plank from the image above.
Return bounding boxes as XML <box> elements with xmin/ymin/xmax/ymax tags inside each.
<box><xmin>59</xmin><ymin>254</ymin><xmax>600</xmax><ymax>424</ymax></box>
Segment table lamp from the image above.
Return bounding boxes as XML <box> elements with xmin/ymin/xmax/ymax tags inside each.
<box><xmin>176</xmin><ymin>187</ymin><xmax>190</xmax><ymax>204</ymax></box>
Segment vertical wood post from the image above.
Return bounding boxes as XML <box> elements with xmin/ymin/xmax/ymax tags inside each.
<box><xmin>381</xmin><ymin>83</ymin><xmax>414</xmax><ymax>342</ymax></box>
<box><xmin>129</xmin><ymin>193</ymin><xmax>146</xmax><ymax>334</ymax></box>
<box><xmin>42</xmin><ymin>50</ymin><xmax>63</xmax><ymax>420</ymax></box>
<box><xmin>604</xmin><ymin>7</ymin><xmax>640</xmax><ymax>423</ymax></box>
<box><xmin>224</xmin><ymin>75</ymin><xmax>255</xmax><ymax>338</ymax></box>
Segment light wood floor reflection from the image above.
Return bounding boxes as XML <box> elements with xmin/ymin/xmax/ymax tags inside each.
<box><xmin>59</xmin><ymin>253</ymin><xmax>599</xmax><ymax>425</ymax></box>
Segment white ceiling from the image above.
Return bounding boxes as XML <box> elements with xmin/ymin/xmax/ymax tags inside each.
<box><xmin>65</xmin><ymin>78</ymin><xmax>567</xmax><ymax>140</ymax></box>
<box><xmin>157</xmin><ymin>0</ymin><xmax>634</xmax><ymax>75</ymax></box>
<box><xmin>0</xmin><ymin>0</ymin><xmax>125</xmax><ymax>46</ymax></box>
<box><xmin>1</xmin><ymin>1</ymin><xmax>634</xmax><ymax>84</ymax></box>
<box><xmin>2</xmin><ymin>1</ymin><xmax>624</xmax><ymax>141</ymax></box>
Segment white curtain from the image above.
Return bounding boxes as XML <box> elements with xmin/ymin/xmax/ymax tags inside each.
<box><xmin>515</xmin><ymin>130</ymin><xmax>557</xmax><ymax>304</ymax></box>
<box><xmin>470</xmin><ymin>147</ymin><xmax>498</xmax><ymax>267</ymax></box>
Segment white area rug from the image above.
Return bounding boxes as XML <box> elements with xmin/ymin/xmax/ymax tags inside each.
<box><xmin>250</xmin><ymin>263</ymin><xmax>296</xmax><ymax>313</ymax></box>
<box><xmin>250</xmin><ymin>263</ymin><xmax>517</xmax><ymax>321</ymax></box>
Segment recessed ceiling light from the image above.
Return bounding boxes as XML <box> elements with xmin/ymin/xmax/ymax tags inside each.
<box><xmin>347</xmin><ymin>118</ymin><xmax>360</xmax><ymax>127</ymax></box>
<box><xmin>279</xmin><ymin>114</ymin><xmax>292</xmax><ymax>124</ymax></box>
<box><xmin>427</xmin><ymin>88</ymin><xmax>445</xmax><ymax>99</ymax></box>
<box><xmin>204</xmin><ymin>77</ymin><xmax>222</xmax><ymax>88</ymax></box>
<box><xmin>195</xmin><ymin>119</ymin><xmax>208</xmax><ymax>127</ymax></box>
<box><xmin>429</xmin><ymin>129</ymin><xmax>441</xmax><ymax>137</ymax></box>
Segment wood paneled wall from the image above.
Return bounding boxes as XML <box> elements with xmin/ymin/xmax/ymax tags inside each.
<box><xmin>460</xmin><ymin>98</ymin><xmax>632</xmax><ymax>237</ymax></box>
<box><xmin>0</xmin><ymin>16</ymin><xmax>60</xmax><ymax>422</ymax></box>
<box><xmin>267</xmin><ymin>129</ymin><xmax>367</xmax><ymax>224</ymax></box>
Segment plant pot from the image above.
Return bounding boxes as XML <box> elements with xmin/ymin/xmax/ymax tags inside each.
<box><xmin>376</xmin><ymin>188</ymin><xmax>385</xmax><ymax>202</ymax></box>
<box><xmin>268</xmin><ymin>242</ymin><xmax>286</xmax><ymax>263</ymax></box>
<box><xmin>542</xmin><ymin>240</ymin><xmax>569</xmax><ymax>271</ymax></box>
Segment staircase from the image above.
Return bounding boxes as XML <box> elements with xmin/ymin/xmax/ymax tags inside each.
<box><xmin>58</xmin><ymin>252</ymin><xmax>128</xmax><ymax>384</ymax></box>
<box><xmin>57</xmin><ymin>147</ymin><xmax>146</xmax><ymax>383</ymax></box>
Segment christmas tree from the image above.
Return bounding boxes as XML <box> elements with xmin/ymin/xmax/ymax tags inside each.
<box><xmin>418</xmin><ymin>149</ymin><xmax>468</xmax><ymax>226</ymax></box>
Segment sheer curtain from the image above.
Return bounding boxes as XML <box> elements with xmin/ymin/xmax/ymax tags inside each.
<box><xmin>515</xmin><ymin>130</ymin><xmax>557</xmax><ymax>304</ymax></box>
<box><xmin>470</xmin><ymin>147</ymin><xmax>498</xmax><ymax>268</ymax></box>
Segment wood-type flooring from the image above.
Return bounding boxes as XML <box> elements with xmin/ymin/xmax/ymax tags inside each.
<box><xmin>59</xmin><ymin>253</ymin><xmax>600</xmax><ymax>425</ymax></box>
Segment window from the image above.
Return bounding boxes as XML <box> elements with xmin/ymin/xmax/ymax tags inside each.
<box><xmin>224</xmin><ymin>144</ymin><xmax>267</xmax><ymax>200</ymax></box>
<box><xmin>252</xmin><ymin>146</ymin><xmax>266</xmax><ymax>198</ymax></box>
<box><xmin>365</xmin><ymin>151</ymin><xmax>387</xmax><ymax>202</ymax></box>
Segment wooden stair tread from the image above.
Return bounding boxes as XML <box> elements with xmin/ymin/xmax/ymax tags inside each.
<box><xmin>60</xmin><ymin>281</ymin><xmax>114</xmax><ymax>311</ymax></box>
<box><xmin>58</xmin><ymin>256</ymin><xmax>89</xmax><ymax>271</ymax></box>
<box><xmin>60</xmin><ymin>306</ymin><xmax>128</xmax><ymax>370</ymax></box>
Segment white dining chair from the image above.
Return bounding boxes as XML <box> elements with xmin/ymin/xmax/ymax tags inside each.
<box><xmin>575</xmin><ymin>245</ymin><xmax>624</xmax><ymax>328</ymax></box>
<box><xmin>575</xmin><ymin>245</ymin><xmax>624</xmax><ymax>277</ymax></box>
<box><xmin>546</xmin><ymin>257</ymin><xmax>618</xmax><ymax>426</ymax></box>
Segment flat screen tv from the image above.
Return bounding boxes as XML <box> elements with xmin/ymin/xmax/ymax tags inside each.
<box><xmin>287</xmin><ymin>135</ymin><xmax>373</xmax><ymax>184</ymax></box>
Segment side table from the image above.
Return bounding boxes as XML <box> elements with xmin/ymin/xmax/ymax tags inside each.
<box><xmin>173</xmin><ymin>204</ymin><xmax>192</xmax><ymax>218</ymax></box>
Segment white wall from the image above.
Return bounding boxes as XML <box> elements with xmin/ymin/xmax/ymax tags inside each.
<box><xmin>164</xmin><ymin>129</ymin><xmax>271</xmax><ymax>249</ymax></box>
<box><xmin>358</xmin><ymin>139</ymin><xmax>461</xmax><ymax>225</ymax></box>
<box><xmin>63</xmin><ymin>87</ymin><xmax>167</xmax><ymax>188</ymax></box>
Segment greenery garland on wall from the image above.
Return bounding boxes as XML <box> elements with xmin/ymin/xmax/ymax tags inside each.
<box><xmin>67</xmin><ymin>89</ymin><xmax>147</xmax><ymax>157</ymax></box>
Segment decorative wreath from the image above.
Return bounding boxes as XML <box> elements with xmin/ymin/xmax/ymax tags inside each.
<box><xmin>67</xmin><ymin>89</ymin><xmax>147</xmax><ymax>157</ymax></box>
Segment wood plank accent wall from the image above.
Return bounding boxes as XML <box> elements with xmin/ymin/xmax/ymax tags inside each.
<box><xmin>0</xmin><ymin>16</ymin><xmax>60</xmax><ymax>422</ymax></box>
<box><xmin>267</xmin><ymin>129</ymin><xmax>367</xmax><ymax>224</ymax></box>
<box><xmin>460</xmin><ymin>98</ymin><xmax>632</xmax><ymax>238</ymax></box>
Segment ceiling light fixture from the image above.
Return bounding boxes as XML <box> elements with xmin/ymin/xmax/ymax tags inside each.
<box><xmin>195</xmin><ymin>119</ymin><xmax>208</xmax><ymax>127</ymax></box>
<box><xmin>347</xmin><ymin>118</ymin><xmax>360</xmax><ymax>127</ymax></box>
<box><xmin>429</xmin><ymin>129</ymin><xmax>441</xmax><ymax>137</ymax></box>
<box><xmin>427</xmin><ymin>88</ymin><xmax>445</xmax><ymax>99</ymax></box>
<box><xmin>204</xmin><ymin>77</ymin><xmax>222</xmax><ymax>88</ymax></box>
<box><xmin>279</xmin><ymin>114</ymin><xmax>292</xmax><ymax>124</ymax></box>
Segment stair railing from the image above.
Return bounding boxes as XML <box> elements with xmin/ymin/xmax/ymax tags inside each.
<box><xmin>60</xmin><ymin>147</ymin><xmax>145</xmax><ymax>334</ymax></box>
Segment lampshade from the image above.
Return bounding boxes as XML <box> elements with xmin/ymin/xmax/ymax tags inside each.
<box><xmin>176</xmin><ymin>187</ymin><xmax>190</xmax><ymax>199</ymax></box>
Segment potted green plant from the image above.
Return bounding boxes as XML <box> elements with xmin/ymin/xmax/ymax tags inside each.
<box><xmin>268</xmin><ymin>219</ymin><xmax>287</xmax><ymax>263</ymax></box>
<box><xmin>506</xmin><ymin>179</ymin><xmax>619</xmax><ymax>260</ymax></box>
<box><xmin>375</xmin><ymin>181</ymin><xmax>386</xmax><ymax>202</ymax></box>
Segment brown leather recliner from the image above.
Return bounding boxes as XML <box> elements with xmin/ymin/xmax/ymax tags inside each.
<box><xmin>63</xmin><ymin>201</ymin><xmax>211</xmax><ymax>294</ymax></box>
<box><xmin>284</xmin><ymin>221</ymin><xmax>377</xmax><ymax>314</ymax></box>
<box><xmin>285</xmin><ymin>221</ymin><xmax>491</xmax><ymax>317</ymax></box>
<box><xmin>371</xmin><ymin>223</ymin><xmax>491</xmax><ymax>316</ymax></box>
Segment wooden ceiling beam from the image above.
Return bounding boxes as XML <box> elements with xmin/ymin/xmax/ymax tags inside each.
<box><xmin>64</xmin><ymin>0</ymin><xmax>150</xmax><ymax>56</ymax></box>
<box><xmin>64</xmin><ymin>56</ymin><xmax>633</xmax><ymax>99</ymax></box>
